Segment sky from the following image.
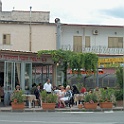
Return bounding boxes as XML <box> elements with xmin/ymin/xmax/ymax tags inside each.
<box><xmin>1</xmin><ymin>0</ymin><xmax>124</xmax><ymax>25</ymax></box>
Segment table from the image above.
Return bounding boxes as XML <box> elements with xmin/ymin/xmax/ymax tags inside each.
<box><xmin>23</xmin><ymin>94</ymin><xmax>36</xmax><ymax>108</ymax></box>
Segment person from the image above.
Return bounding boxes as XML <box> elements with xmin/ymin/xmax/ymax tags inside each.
<box><xmin>0</xmin><ymin>85</ymin><xmax>4</xmax><ymax>102</ymax></box>
<box><xmin>59</xmin><ymin>85</ymin><xmax>72</xmax><ymax>107</ymax></box>
<box><xmin>34</xmin><ymin>85</ymin><xmax>41</xmax><ymax>107</ymax></box>
<box><xmin>72</xmin><ymin>85</ymin><xmax>80</xmax><ymax>95</ymax></box>
<box><xmin>57</xmin><ymin>86</ymin><xmax>65</xmax><ymax>107</ymax></box>
<box><xmin>80</xmin><ymin>86</ymin><xmax>86</xmax><ymax>94</ymax></box>
<box><xmin>39</xmin><ymin>83</ymin><xmax>43</xmax><ymax>91</ymax></box>
<box><xmin>43</xmin><ymin>78</ymin><xmax>53</xmax><ymax>94</ymax></box>
<box><xmin>15</xmin><ymin>85</ymin><xmax>21</xmax><ymax>92</ymax></box>
<box><xmin>30</xmin><ymin>83</ymin><xmax>37</xmax><ymax>94</ymax></box>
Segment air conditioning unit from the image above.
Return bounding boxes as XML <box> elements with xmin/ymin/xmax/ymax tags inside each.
<box><xmin>92</xmin><ymin>29</ymin><xmax>98</xmax><ymax>35</ymax></box>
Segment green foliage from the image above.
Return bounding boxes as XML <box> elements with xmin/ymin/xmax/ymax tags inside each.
<box><xmin>84</xmin><ymin>93</ymin><xmax>98</xmax><ymax>103</ymax></box>
<box><xmin>40</xmin><ymin>91</ymin><xmax>57</xmax><ymax>103</ymax></box>
<box><xmin>84</xmin><ymin>53</ymin><xmax>98</xmax><ymax>74</ymax></box>
<box><xmin>114</xmin><ymin>89</ymin><xmax>123</xmax><ymax>101</ymax></box>
<box><xmin>38</xmin><ymin>49</ymin><xmax>73</xmax><ymax>64</ymax></box>
<box><xmin>99</xmin><ymin>88</ymin><xmax>115</xmax><ymax>102</ymax></box>
<box><xmin>11</xmin><ymin>90</ymin><xmax>25</xmax><ymax>104</ymax></box>
<box><xmin>38</xmin><ymin>50</ymin><xmax>98</xmax><ymax>85</ymax></box>
<box><xmin>116</xmin><ymin>66</ymin><xmax>123</xmax><ymax>88</ymax></box>
<box><xmin>76</xmin><ymin>82</ymin><xmax>83</xmax><ymax>91</ymax></box>
<box><xmin>38</xmin><ymin>50</ymin><xmax>98</xmax><ymax>73</ymax></box>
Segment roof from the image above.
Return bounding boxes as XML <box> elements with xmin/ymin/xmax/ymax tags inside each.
<box><xmin>62</xmin><ymin>23</ymin><xmax>124</xmax><ymax>28</ymax></box>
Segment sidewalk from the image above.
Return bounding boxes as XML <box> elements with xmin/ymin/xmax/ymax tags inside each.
<box><xmin>0</xmin><ymin>105</ymin><xmax>123</xmax><ymax>112</ymax></box>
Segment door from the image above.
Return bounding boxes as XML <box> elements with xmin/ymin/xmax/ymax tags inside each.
<box><xmin>4</xmin><ymin>61</ymin><xmax>21</xmax><ymax>105</ymax></box>
<box><xmin>73</xmin><ymin>36</ymin><xmax>82</xmax><ymax>52</ymax></box>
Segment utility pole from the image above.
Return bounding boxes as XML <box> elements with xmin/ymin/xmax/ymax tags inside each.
<box><xmin>29</xmin><ymin>6</ymin><xmax>32</xmax><ymax>51</ymax></box>
<box><xmin>55</xmin><ymin>18</ymin><xmax>61</xmax><ymax>50</ymax></box>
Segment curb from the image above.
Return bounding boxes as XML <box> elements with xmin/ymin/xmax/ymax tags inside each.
<box><xmin>0</xmin><ymin>107</ymin><xmax>123</xmax><ymax>112</ymax></box>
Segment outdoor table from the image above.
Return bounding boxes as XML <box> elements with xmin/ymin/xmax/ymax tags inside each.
<box><xmin>23</xmin><ymin>94</ymin><xmax>36</xmax><ymax>108</ymax></box>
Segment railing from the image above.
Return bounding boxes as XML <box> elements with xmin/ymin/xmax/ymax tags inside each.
<box><xmin>61</xmin><ymin>45</ymin><xmax>124</xmax><ymax>55</ymax></box>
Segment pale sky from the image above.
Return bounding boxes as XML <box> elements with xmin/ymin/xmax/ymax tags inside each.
<box><xmin>2</xmin><ymin>0</ymin><xmax>124</xmax><ymax>25</ymax></box>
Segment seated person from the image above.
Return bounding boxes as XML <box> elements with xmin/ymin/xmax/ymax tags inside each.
<box><xmin>57</xmin><ymin>86</ymin><xmax>65</xmax><ymax>107</ymax></box>
<box><xmin>80</xmin><ymin>86</ymin><xmax>86</xmax><ymax>94</ymax></box>
<box><xmin>59</xmin><ymin>85</ymin><xmax>72</xmax><ymax>107</ymax></box>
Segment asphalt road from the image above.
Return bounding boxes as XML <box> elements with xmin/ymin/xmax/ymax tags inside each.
<box><xmin>0</xmin><ymin>111</ymin><xmax>124</xmax><ymax>124</ymax></box>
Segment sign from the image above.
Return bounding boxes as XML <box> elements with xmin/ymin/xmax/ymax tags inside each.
<box><xmin>98</xmin><ymin>57</ymin><xmax>124</xmax><ymax>68</ymax></box>
<box><xmin>0</xmin><ymin>54</ymin><xmax>48</xmax><ymax>63</ymax></box>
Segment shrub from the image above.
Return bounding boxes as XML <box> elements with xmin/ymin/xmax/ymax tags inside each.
<box><xmin>11</xmin><ymin>90</ymin><xmax>25</xmax><ymax>104</ymax></box>
<box><xmin>40</xmin><ymin>91</ymin><xmax>57</xmax><ymax>103</ymax></box>
<box><xmin>114</xmin><ymin>89</ymin><xmax>123</xmax><ymax>101</ymax></box>
<box><xmin>84</xmin><ymin>93</ymin><xmax>98</xmax><ymax>103</ymax></box>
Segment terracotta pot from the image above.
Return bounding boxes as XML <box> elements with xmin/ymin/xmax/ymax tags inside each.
<box><xmin>100</xmin><ymin>102</ymin><xmax>113</xmax><ymax>108</ymax></box>
<box><xmin>11</xmin><ymin>102</ymin><xmax>25</xmax><ymax>110</ymax></box>
<box><xmin>84</xmin><ymin>103</ymin><xmax>97</xmax><ymax>109</ymax></box>
<box><xmin>116</xmin><ymin>100</ymin><xmax>123</xmax><ymax>107</ymax></box>
<box><xmin>78</xmin><ymin>104</ymin><xmax>83</xmax><ymax>109</ymax></box>
<box><xmin>42</xmin><ymin>103</ymin><xmax>56</xmax><ymax>110</ymax></box>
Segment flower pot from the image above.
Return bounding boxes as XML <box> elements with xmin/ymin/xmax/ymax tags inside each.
<box><xmin>116</xmin><ymin>100</ymin><xmax>123</xmax><ymax>107</ymax></box>
<box><xmin>100</xmin><ymin>102</ymin><xmax>113</xmax><ymax>108</ymax></box>
<box><xmin>84</xmin><ymin>103</ymin><xmax>97</xmax><ymax>109</ymax></box>
<box><xmin>11</xmin><ymin>102</ymin><xmax>25</xmax><ymax>110</ymax></box>
<box><xmin>78</xmin><ymin>104</ymin><xmax>83</xmax><ymax>109</ymax></box>
<box><xmin>42</xmin><ymin>103</ymin><xmax>56</xmax><ymax>110</ymax></box>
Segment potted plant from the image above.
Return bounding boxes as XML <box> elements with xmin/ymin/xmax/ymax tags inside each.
<box><xmin>99</xmin><ymin>88</ymin><xmax>116</xmax><ymax>108</ymax></box>
<box><xmin>83</xmin><ymin>93</ymin><xmax>98</xmax><ymax>109</ymax></box>
<box><xmin>40</xmin><ymin>91</ymin><xmax>57</xmax><ymax>110</ymax></box>
<box><xmin>11</xmin><ymin>90</ymin><xmax>25</xmax><ymax>110</ymax></box>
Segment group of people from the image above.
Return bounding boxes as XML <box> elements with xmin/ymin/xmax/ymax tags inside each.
<box><xmin>13</xmin><ymin>79</ymin><xmax>88</xmax><ymax>108</ymax></box>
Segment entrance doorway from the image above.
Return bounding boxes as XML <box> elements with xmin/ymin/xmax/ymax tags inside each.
<box><xmin>3</xmin><ymin>61</ymin><xmax>32</xmax><ymax>106</ymax></box>
<box><xmin>32</xmin><ymin>63</ymin><xmax>53</xmax><ymax>86</ymax></box>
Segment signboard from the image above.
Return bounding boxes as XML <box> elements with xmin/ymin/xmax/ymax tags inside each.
<box><xmin>98</xmin><ymin>57</ymin><xmax>124</xmax><ymax>68</ymax></box>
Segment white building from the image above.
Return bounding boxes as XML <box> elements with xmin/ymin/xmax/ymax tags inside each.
<box><xmin>60</xmin><ymin>24</ymin><xmax>124</xmax><ymax>55</ymax></box>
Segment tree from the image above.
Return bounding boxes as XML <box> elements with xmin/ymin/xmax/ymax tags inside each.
<box><xmin>38</xmin><ymin>49</ymin><xmax>98</xmax><ymax>86</ymax></box>
<box><xmin>116</xmin><ymin>66</ymin><xmax>123</xmax><ymax>88</ymax></box>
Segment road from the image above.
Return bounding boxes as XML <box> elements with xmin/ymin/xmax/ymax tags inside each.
<box><xmin>0</xmin><ymin>111</ymin><xmax>124</xmax><ymax>124</ymax></box>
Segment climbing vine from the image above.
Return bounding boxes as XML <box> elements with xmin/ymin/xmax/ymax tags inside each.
<box><xmin>38</xmin><ymin>49</ymin><xmax>98</xmax><ymax>84</ymax></box>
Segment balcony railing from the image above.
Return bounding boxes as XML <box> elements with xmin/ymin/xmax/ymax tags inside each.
<box><xmin>61</xmin><ymin>45</ymin><xmax>124</xmax><ymax>55</ymax></box>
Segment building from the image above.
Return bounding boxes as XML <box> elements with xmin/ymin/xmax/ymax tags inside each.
<box><xmin>0</xmin><ymin>0</ymin><xmax>57</xmax><ymax>105</ymax></box>
<box><xmin>0</xmin><ymin>0</ymin><xmax>123</xmax><ymax>105</ymax></box>
<box><xmin>58</xmin><ymin>22</ymin><xmax>124</xmax><ymax>89</ymax></box>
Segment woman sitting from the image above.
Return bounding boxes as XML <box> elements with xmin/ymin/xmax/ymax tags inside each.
<box><xmin>57</xmin><ymin>86</ymin><xmax>65</xmax><ymax>107</ymax></box>
<box><xmin>59</xmin><ymin>85</ymin><xmax>72</xmax><ymax>107</ymax></box>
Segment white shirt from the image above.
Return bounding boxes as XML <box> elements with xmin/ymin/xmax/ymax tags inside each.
<box><xmin>43</xmin><ymin>82</ymin><xmax>52</xmax><ymax>92</ymax></box>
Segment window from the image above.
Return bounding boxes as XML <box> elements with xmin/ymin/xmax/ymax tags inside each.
<box><xmin>85</xmin><ymin>36</ymin><xmax>90</xmax><ymax>47</ymax></box>
<box><xmin>3</xmin><ymin>34</ymin><xmax>11</xmax><ymax>45</ymax></box>
<box><xmin>73</xmin><ymin>36</ymin><xmax>82</xmax><ymax>52</ymax></box>
<box><xmin>108</xmin><ymin>37</ymin><xmax>123</xmax><ymax>48</ymax></box>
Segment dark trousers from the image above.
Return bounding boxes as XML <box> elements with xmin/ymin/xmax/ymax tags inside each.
<box><xmin>46</xmin><ymin>92</ymin><xmax>51</xmax><ymax>94</ymax></box>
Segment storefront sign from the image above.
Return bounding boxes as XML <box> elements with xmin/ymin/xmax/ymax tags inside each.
<box><xmin>98</xmin><ymin>57</ymin><xmax>124</xmax><ymax>68</ymax></box>
<box><xmin>0</xmin><ymin>54</ymin><xmax>48</xmax><ymax>63</ymax></box>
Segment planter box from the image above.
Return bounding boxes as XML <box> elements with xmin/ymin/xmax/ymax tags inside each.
<box><xmin>11</xmin><ymin>102</ymin><xmax>25</xmax><ymax>110</ymax></box>
<box><xmin>116</xmin><ymin>100</ymin><xmax>123</xmax><ymax>107</ymax></box>
<box><xmin>100</xmin><ymin>102</ymin><xmax>113</xmax><ymax>108</ymax></box>
<box><xmin>42</xmin><ymin>103</ymin><xmax>56</xmax><ymax>110</ymax></box>
<box><xmin>78</xmin><ymin>104</ymin><xmax>83</xmax><ymax>109</ymax></box>
<box><xmin>84</xmin><ymin>103</ymin><xmax>97</xmax><ymax>109</ymax></box>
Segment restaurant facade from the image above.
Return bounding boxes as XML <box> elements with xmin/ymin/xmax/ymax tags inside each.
<box><xmin>0</xmin><ymin>50</ymin><xmax>56</xmax><ymax>106</ymax></box>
